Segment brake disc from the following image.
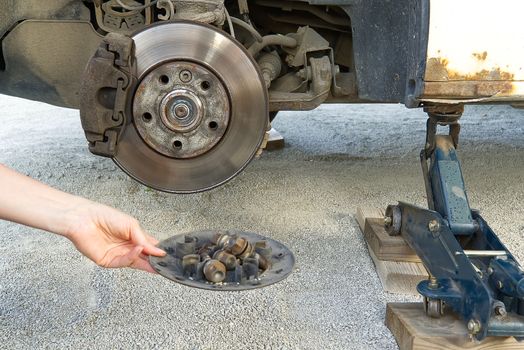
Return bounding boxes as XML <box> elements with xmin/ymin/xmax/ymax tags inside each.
<box><xmin>81</xmin><ymin>22</ymin><xmax>268</xmax><ymax>193</ymax></box>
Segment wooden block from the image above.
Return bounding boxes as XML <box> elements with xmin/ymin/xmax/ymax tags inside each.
<box><xmin>355</xmin><ymin>207</ymin><xmax>384</xmax><ymax>230</ymax></box>
<box><xmin>265</xmin><ymin>128</ymin><xmax>285</xmax><ymax>151</ymax></box>
<box><xmin>386</xmin><ymin>303</ymin><xmax>524</xmax><ymax>350</ymax></box>
<box><xmin>356</xmin><ymin>207</ymin><xmax>428</xmax><ymax>294</ymax></box>
<box><xmin>356</xmin><ymin>207</ymin><xmax>420</xmax><ymax>263</ymax></box>
<box><xmin>367</xmin><ymin>244</ymin><xmax>427</xmax><ymax>295</ymax></box>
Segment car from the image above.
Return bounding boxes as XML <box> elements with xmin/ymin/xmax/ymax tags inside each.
<box><xmin>3</xmin><ymin>1</ymin><xmax>524</xmax><ymax>341</ymax></box>
<box><xmin>0</xmin><ymin>0</ymin><xmax>521</xmax><ymax>193</ymax></box>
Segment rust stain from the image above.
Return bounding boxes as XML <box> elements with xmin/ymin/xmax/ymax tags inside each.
<box><xmin>426</xmin><ymin>57</ymin><xmax>514</xmax><ymax>81</ymax></box>
<box><xmin>425</xmin><ymin>57</ymin><xmax>450</xmax><ymax>81</ymax></box>
<box><xmin>425</xmin><ymin>56</ymin><xmax>516</xmax><ymax>98</ymax></box>
<box><xmin>472</xmin><ymin>51</ymin><xmax>488</xmax><ymax>61</ymax></box>
<box><xmin>448</xmin><ymin>68</ymin><xmax>514</xmax><ymax>81</ymax></box>
<box><xmin>423</xmin><ymin>81</ymin><xmax>515</xmax><ymax>99</ymax></box>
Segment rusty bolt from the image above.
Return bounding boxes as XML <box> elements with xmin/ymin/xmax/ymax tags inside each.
<box><xmin>213</xmin><ymin>250</ymin><xmax>237</xmax><ymax>270</ymax></box>
<box><xmin>494</xmin><ymin>305</ymin><xmax>507</xmax><ymax>318</ymax></box>
<box><xmin>255</xmin><ymin>240</ymin><xmax>268</xmax><ymax>249</ymax></box>
<box><xmin>182</xmin><ymin>254</ymin><xmax>200</xmax><ymax>276</ymax></box>
<box><xmin>174</xmin><ymin>103</ymin><xmax>190</xmax><ymax>119</ymax></box>
<box><xmin>238</xmin><ymin>240</ymin><xmax>255</xmax><ymax>260</ymax></box>
<box><xmin>182</xmin><ymin>254</ymin><xmax>200</xmax><ymax>268</ymax></box>
<box><xmin>179</xmin><ymin>70</ymin><xmax>192</xmax><ymax>83</ymax></box>
<box><xmin>203</xmin><ymin>259</ymin><xmax>226</xmax><ymax>283</ymax></box>
<box><xmin>255</xmin><ymin>240</ymin><xmax>273</xmax><ymax>261</ymax></box>
<box><xmin>428</xmin><ymin>276</ymin><xmax>439</xmax><ymax>290</ymax></box>
<box><xmin>197</xmin><ymin>244</ymin><xmax>216</xmax><ymax>259</ymax></box>
<box><xmin>428</xmin><ymin>220</ymin><xmax>440</xmax><ymax>233</ymax></box>
<box><xmin>256</xmin><ymin>253</ymin><xmax>270</xmax><ymax>271</ymax></box>
<box><xmin>213</xmin><ymin>232</ymin><xmax>233</xmax><ymax>248</ymax></box>
<box><xmin>230</xmin><ymin>237</ymin><xmax>249</xmax><ymax>256</ymax></box>
<box><xmin>467</xmin><ymin>319</ymin><xmax>481</xmax><ymax>334</ymax></box>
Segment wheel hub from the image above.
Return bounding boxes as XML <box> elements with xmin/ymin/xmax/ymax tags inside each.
<box><xmin>162</xmin><ymin>90</ymin><xmax>202</xmax><ymax>132</ymax></box>
<box><xmin>133</xmin><ymin>60</ymin><xmax>230</xmax><ymax>159</ymax></box>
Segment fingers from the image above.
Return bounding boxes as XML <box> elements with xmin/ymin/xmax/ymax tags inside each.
<box><xmin>146</xmin><ymin>235</ymin><xmax>159</xmax><ymax>246</ymax></box>
<box><xmin>129</xmin><ymin>223</ymin><xmax>166</xmax><ymax>257</ymax></box>
<box><xmin>107</xmin><ymin>245</ymin><xmax>144</xmax><ymax>269</ymax></box>
<box><xmin>103</xmin><ymin>245</ymin><xmax>158</xmax><ymax>274</ymax></box>
<box><xmin>131</xmin><ymin>256</ymin><xmax>158</xmax><ymax>274</ymax></box>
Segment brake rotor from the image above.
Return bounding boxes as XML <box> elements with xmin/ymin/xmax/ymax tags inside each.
<box><xmin>114</xmin><ymin>22</ymin><xmax>268</xmax><ymax>193</ymax></box>
<box><xmin>150</xmin><ymin>230</ymin><xmax>295</xmax><ymax>291</ymax></box>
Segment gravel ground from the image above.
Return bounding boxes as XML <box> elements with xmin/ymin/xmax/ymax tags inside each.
<box><xmin>0</xmin><ymin>95</ymin><xmax>523</xmax><ymax>349</ymax></box>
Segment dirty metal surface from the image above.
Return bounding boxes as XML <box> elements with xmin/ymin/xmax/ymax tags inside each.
<box><xmin>0</xmin><ymin>20</ymin><xmax>102</xmax><ymax>108</ymax></box>
<box><xmin>150</xmin><ymin>230</ymin><xmax>295</xmax><ymax>291</ymax></box>
<box><xmin>112</xmin><ymin>21</ymin><xmax>268</xmax><ymax>193</ymax></box>
<box><xmin>423</xmin><ymin>0</ymin><xmax>524</xmax><ymax>102</ymax></box>
<box><xmin>133</xmin><ymin>60</ymin><xmax>230</xmax><ymax>159</ymax></box>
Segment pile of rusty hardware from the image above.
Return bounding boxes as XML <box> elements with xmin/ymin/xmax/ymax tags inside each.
<box><xmin>174</xmin><ymin>232</ymin><xmax>272</xmax><ymax>284</ymax></box>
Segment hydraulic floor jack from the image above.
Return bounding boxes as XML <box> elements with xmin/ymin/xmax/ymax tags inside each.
<box><xmin>384</xmin><ymin>105</ymin><xmax>524</xmax><ymax>341</ymax></box>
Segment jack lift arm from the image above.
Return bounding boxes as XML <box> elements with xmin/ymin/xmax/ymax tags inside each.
<box><xmin>385</xmin><ymin>105</ymin><xmax>524</xmax><ymax>341</ymax></box>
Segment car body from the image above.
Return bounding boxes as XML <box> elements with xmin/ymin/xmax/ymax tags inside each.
<box><xmin>1</xmin><ymin>0</ymin><xmax>522</xmax><ymax>192</ymax></box>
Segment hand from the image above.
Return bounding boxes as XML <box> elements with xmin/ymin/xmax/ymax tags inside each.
<box><xmin>63</xmin><ymin>202</ymin><xmax>166</xmax><ymax>273</ymax></box>
<box><xmin>0</xmin><ymin>164</ymin><xmax>166</xmax><ymax>273</ymax></box>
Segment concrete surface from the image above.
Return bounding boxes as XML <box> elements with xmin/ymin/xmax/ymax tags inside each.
<box><xmin>0</xmin><ymin>94</ymin><xmax>523</xmax><ymax>349</ymax></box>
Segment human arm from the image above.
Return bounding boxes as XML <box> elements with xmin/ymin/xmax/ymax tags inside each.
<box><xmin>0</xmin><ymin>164</ymin><xmax>165</xmax><ymax>273</ymax></box>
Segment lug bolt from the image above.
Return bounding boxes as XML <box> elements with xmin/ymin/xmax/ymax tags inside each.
<box><xmin>384</xmin><ymin>216</ymin><xmax>393</xmax><ymax>227</ymax></box>
<box><xmin>467</xmin><ymin>319</ymin><xmax>481</xmax><ymax>334</ymax></box>
<box><xmin>238</xmin><ymin>242</ymin><xmax>255</xmax><ymax>260</ymax></box>
<box><xmin>181</xmin><ymin>254</ymin><xmax>200</xmax><ymax>276</ymax></box>
<box><xmin>212</xmin><ymin>232</ymin><xmax>230</xmax><ymax>246</ymax></box>
<box><xmin>203</xmin><ymin>259</ymin><xmax>226</xmax><ymax>283</ymax></box>
<box><xmin>428</xmin><ymin>220</ymin><xmax>440</xmax><ymax>232</ymax></box>
<box><xmin>213</xmin><ymin>250</ymin><xmax>237</xmax><ymax>270</ymax></box>
<box><xmin>497</xmin><ymin>280</ymin><xmax>504</xmax><ymax>289</ymax></box>
<box><xmin>255</xmin><ymin>253</ymin><xmax>271</xmax><ymax>271</ymax></box>
<box><xmin>230</xmin><ymin>237</ymin><xmax>248</xmax><ymax>256</ymax></box>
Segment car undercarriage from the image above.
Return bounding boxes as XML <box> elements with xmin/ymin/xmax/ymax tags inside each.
<box><xmin>0</xmin><ymin>0</ymin><xmax>418</xmax><ymax>193</ymax></box>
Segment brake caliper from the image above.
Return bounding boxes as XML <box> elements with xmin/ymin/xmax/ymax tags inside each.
<box><xmin>79</xmin><ymin>33</ymin><xmax>136</xmax><ymax>157</ymax></box>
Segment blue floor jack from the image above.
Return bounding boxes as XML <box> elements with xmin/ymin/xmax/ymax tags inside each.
<box><xmin>384</xmin><ymin>105</ymin><xmax>524</xmax><ymax>341</ymax></box>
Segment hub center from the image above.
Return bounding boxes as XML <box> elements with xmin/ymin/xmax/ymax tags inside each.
<box><xmin>173</xmin><ymin>102</ymin><xmax>190</xmax><ymax>119</ymax></box>
<box><xmin>132</xmin><ymin>60</ymin><xmax>231</xmax><ymax>160</ymax></box>
<box><xmin>160</xmin><ymin>89</ymin><xmax>203</xmax><ymax>133</ymax></box>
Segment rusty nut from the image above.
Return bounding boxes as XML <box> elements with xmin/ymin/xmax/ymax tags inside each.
<box><xmin>203</xmin><ymin>259</ymin><xmax>226</xmax><ymax>283</ymax></box>
<box><xmin>229</xmin><ymin>237</ymin><xmax>249</xmax><ymax>256</ymax></box>
<box><xmin>238</xmin><ymin>241</ymin><xmax>255</xmax><ymax>260</ymax></box>
<box><xmin>213</xmin><ymin>250</ymin><xmax>237</xmax><ymax>270</ymax></box>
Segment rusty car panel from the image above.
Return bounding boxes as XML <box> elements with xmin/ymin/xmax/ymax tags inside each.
<box><xmin>423</xmin><ymin>0</ymin><xmax>524</xmax><ymax>102</ymax></box>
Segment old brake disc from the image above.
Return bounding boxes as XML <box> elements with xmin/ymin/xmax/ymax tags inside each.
<box><xmin>114</xmin><ymin>22</ymin><xmax>268</xmax><ymax>193</ymax></box>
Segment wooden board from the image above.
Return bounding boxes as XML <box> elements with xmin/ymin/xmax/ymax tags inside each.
<box><xmin>386</xmin><ymin>303</ymin><xmax>524</xmax><ymax>350</ymax></box>
<box><xmin>356</xmin><ymin>207</ymin><xmax>428</xmax><ymax>295</ymax></box>
<box><xmin>265</xmin><ymin>128</ymin><xmax>285</xmax><ymax>151</ymax></box>
<box><xmin>367</xmin><ymin>244</ymin><xmax>427</xmax><ymax>295</ymax></box>
<box><xmin>356</xmin><ymin>207</ymin><xmax>420</xmax><ymax>263</ymax></box>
